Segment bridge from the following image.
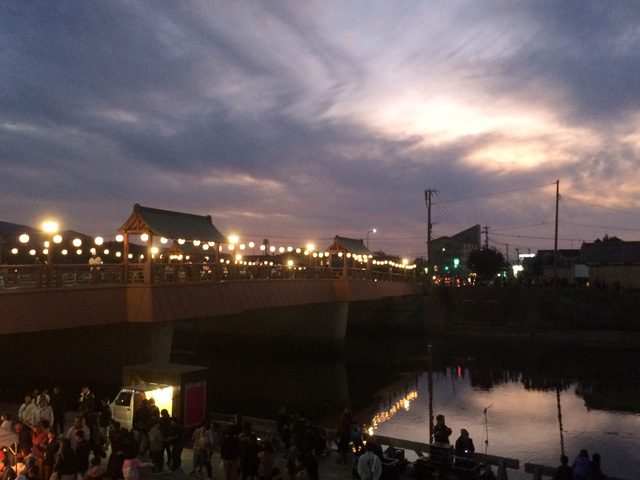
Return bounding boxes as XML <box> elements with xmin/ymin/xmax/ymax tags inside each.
<box><xmin>0</xmin><ymin>262</ymin><xmax>421</xmax><ymax>381</ymax></box>
<box><xmin>0</xmin><ymin>262</ymin><xmax>419</xmax><ymax>330</ymax></box>
<box><xmin>0</xmin><ymin>204</ymin><xmax>422</xmax><ymax>380</ymax></box>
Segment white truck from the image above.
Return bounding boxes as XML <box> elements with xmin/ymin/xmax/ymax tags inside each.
<box><xmin>116</xmin><ymin>362</ymin><xmax>209</xmax><ymax>429</ymax></box>
<box><xmin>110</xmin><ymin>383</ymin><xmax>173</xmax><ymax>430</ymax></box>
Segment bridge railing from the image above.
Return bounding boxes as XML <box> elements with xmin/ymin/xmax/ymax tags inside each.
<box><xmin>0</xmin><ymin>264</ymin><xmax>127</xmax><ymax>289</ymax></box>
<box><xmin>0</xmin><ymin>263</ymin><xmax>416</xmax><ymax>290</ymax></box>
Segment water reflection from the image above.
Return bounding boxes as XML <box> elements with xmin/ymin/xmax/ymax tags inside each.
<box><xmin>369</xmin><ymin>390</ymin><xmax>418</xmax><ymax>432</ymax></box>
<box><xmin>2</xmin><ymin>326</ymin><xmax>638</xmax><ymax>480</ymax></box>
<box><xmin>179</xmin><ymin>333</ymin><xmax>640</xmax><ymax>479</ymax></box>
<box><xmin>359</xmin><ymin>337</ymin><xmax>640</xmax><ymax>480</ymax></box>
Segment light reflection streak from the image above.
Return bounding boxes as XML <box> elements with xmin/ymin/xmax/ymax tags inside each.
<box><xmin>368</xmin><ymin>390</ymin><xmax>418</xmax><ymax>435</ymax></box>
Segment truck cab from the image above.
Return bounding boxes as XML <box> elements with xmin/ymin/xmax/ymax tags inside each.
<box><xmin>110</xmin><ymin>383</ymin><xmax>173</xmax><ymax>431</ymax></box>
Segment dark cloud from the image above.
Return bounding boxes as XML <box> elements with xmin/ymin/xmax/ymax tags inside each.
<box><xmin>2</xmin><ymin>1</ymin><xmax>640</xmax><ymax>256</ymax></box>
<box><xmin>477</xmin><ymin>1</ymin><xmax>640</xmax><ymax>124</ymax></box>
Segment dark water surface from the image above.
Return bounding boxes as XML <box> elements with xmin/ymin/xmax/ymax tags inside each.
<box><xmin>354</xmin><ymin>335</ymin><xmax>640</xmax><ymax>480</ymax></box>
<box><xmin>171</xmin><ymin>331</ymin><xmax>640</xmax><ymax>479</ymax></box>
<box><xmin>2</xmin><ymin>330</ymin><xmax>638</xmax><ymax>479</ymax></box>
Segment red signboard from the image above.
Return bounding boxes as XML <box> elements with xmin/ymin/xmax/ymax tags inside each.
<box><xmin>184</xmin><ymin>381</ymin><xmax>206</xmax><ymax>426</ymax></box>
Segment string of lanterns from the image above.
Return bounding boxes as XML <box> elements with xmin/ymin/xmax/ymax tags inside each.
<box><xmin>9</xmin><ymin>223</ymin><xmax>417</xmax><ymax>269</ymax></box>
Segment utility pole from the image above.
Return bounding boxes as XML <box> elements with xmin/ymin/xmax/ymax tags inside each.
<box><xmin>482</xmin><ymin>226</ymin><xmax>490</xmax><ymax>249</ymax></box>
<box><xmin>505</xmin><ymin>243</ymin><xmax>509</xmax><ymax>262</ymax></box>
<box><xmin>553</xmin><ymin>179</ymin><xmax>560</xmax><ymax>286</ymax></box>
<box><xmin>425</xmin><ymin>189</ymin><xmax>436</xmax><ymax>281</ymax></box>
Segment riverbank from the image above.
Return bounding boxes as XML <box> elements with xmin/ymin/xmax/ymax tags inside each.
<box><xmin>442</xmin><ymin>324</ymin><xmax>640</xmax><ymax>347</ymax></box>
<box><xmin>426</xmin><ymin>286</ymin><xmax>640</xmax><ymax>343</ymax></box>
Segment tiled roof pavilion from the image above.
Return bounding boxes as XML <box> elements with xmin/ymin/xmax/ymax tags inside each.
<box><xmin>326</xmin><ymin>235</ymin><xmax>373</xmax><ymax>256</ymax></box>
<box><xmin>118</xmin><ymin>204</ymin><xmax>229</xmax><ymax>267</ymax></box>
<box><xmin>325</xmin><ymin>235</ymin><xmax>373</xmax><ymax>274</ymax></box>
<box><xmin>118</xmin><ymin>204</ymin><xmax>229</xmax><ymax>244</ymax></box>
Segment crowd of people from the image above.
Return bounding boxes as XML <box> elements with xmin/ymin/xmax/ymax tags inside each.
<box><xmin>334</xmin><ymin>406</ymin><xmax>392</xmax><ymax>480</ymax></box>
<box><xmin>0</xmin><ymin>396</ymin><xmax>327</xmax><ymax>480</ymax></box>
<box><xmin>431</xmin><ymin>414</ymin><xmax>475</xmax><ymax>458</ymax></box>
<box><xmin>1</xmin><ymin>385</ymin><xmax>103</xmax><ymax>480</ymax></box>
<box><xmin>551</xmin><ymin>449</ymin><xmax>608</xmax><ymax>480</ymax></box>
<box><xmin>2</xmin><ymin>392</ymin><xmax>614</xmax><ymax>480</ymax></box>
<box><xmin>430</xmin><ymin>414</ymin><xmax>610</xmax><ymax>479</ymax></box>
<box><xmin>0</xmin><ymin>385</ymin><xmax>189</xmax><ymax>480</ymax></box>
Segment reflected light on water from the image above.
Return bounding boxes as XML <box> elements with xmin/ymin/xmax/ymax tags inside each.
<box><xmin>369</xmin><ymin>390</ymin><xmax>418</xmax><ymax>435</ymax></box>
<box><xmin>370</xmin><ymin>368</ymin><xmax>640</xmax><ymax>480</ymax></box>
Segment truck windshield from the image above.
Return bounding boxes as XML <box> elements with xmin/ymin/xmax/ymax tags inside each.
<box><xmin>114</xmin><ymin>391</ymin><xmax>132</xmax><ymax>406</ymax></box>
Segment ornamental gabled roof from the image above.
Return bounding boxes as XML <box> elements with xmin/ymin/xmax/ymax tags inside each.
<box><xmin>117</xmin><ymin>204</ymin><xmax>229</xmax><ymax>244</ymax></box>
<box><xmin>326</xmin><ymin>235</ymin><xmax>373</xmax><ymax>256</ymax></box>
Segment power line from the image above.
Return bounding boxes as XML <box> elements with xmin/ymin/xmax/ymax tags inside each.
<box><xmin>433</xmin><ymin>202</ymin><xmax>460</xmax><ymax>228</ymax></box>
<box><xmin>434</xmin><ymin>191</ymin><xmax>464</xmax><ymax>229</ymax></box>
<box><xmin>492</xmin><ymin>221</ymin><xmax>555</xmax><ymax>232</ymax></box>
<box><xmin>434</xmin><ymin>182</ymin><xmax>555</xmax><ymax>204</ymax></box>
<box><xmin>559</xmin><ymin>221</ymin><xmax>640</xmax><ymax>233</ymax></box>
<box><xmin>563</xmin><ymin>195</ymin><xmax>640</xmax><ymax>217</ymax></box>
<box><xmin>491</xmin><ymin>231</ymin><xmax>586</xmax><ymax>243</ymax></box>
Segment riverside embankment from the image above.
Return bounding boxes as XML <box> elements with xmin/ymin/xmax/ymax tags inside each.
<box><xmin>423</xmin><ymin>286</ymin><xmax>640</xmax><ymax>345</ymax></box>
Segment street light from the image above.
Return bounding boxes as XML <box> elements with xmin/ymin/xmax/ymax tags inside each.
<box><xmin>42</xmin><ymin>221</ymin><xmax>58</xmax><ymax>265</ymax></box>
<box><xmin>42</xmin><ymin>221</ymin><xmax>58</xmax><ymax>286</ymax></box>
<box><xmin>366</xmin><ymin>228</ymin><xmax>377</xmax><ymax>249</ymax></box>
<box><xmin>43</xmin><ymin>222</ymin><xmax>58</xmax><ymax>234</ymax></box>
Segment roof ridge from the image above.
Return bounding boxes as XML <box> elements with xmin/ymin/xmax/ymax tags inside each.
<box><xmin>134</xmin><ymin>203</ymin><xmax>212</xmax><ymax>221</ymax></box>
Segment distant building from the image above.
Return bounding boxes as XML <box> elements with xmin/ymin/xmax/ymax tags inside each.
<box><xmin>534</xmin><ymin>249</ymin><xmax>581</xmax><ymax>283</ymax></box>
<box><xmin>430</xmin><ymin>225</ymin><xmax>481</xmax><ymax>279</ymax></box>
<box><xmin>576</xmin><ymin>240</ymin><xmax>640</xmax><ymax>289</ymax></box>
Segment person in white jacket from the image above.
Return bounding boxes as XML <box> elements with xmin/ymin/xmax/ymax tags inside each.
<box><xmin>1</xmin><ymin>413</ymin><xmax>13</xmax><ymax>432</ymax></box>
<box><xmin>18</xmin><ymin>394</ymin><xmax>38</xmax><ymax>428</ymax></box>
<box><xmin>35</xmin><ymin>398</ymin><xmax>54</xmax><ymax>428</ymax></box>
<box><xmin>357</xmin><ymin>443</ymin><xmax>382</xmax><ymax>480</ymax></box>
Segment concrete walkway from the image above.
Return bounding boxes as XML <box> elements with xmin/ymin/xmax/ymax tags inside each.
<box><xmin>140</xmin><ymin>447</ymin><xmax>405</xmax><ymax>480</ymax></box>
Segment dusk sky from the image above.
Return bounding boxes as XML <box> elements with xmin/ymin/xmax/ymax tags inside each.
<box><xmin>3</xmin><ymin>1</ymin><xmax>640</xmax><ymax>259</ymax></box>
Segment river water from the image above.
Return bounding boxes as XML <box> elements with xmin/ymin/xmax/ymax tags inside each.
<box><xmin>2</xmin><ymin>327</ymin><xmax>639</xmax><ymax>479</ymax></box>
<box><xmin>188</xmin><ymin>333</ymin><xmax>640</xmax><ymax>480</ymax></box>
<box><xmin>369</xmin><ymin>367</ymin><xmax>640</xmax><ymax>480</ymax></box>
<box><xmin>355</xmin><ymin>336</ymin><xmax>640</xmax><ymax>480</ymax></box>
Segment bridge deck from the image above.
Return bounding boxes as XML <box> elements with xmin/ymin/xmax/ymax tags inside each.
<box><xmin>0</xmin><ymin>264</ymin><xmax>420</xmax><ymax>336</ymax></box>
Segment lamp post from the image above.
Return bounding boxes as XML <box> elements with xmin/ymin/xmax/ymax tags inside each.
<box><xmin>306</xmin><ymin>244</ymin><xmax>315</xmax><ymax>270</ymax></box>
<box><xmin>42</xmin><ymin>222</ymin><xmax>58</xmax><ymax>264</ymax></box>
<box><xmin>366</xmin><ymin>228</ymin><xmax>377</xmax><ymax>249</ymax></box>
<box><xmin>42</xmin><ymin>221</ymin><xmax>58</xmax><ymax>287</ymax></box>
